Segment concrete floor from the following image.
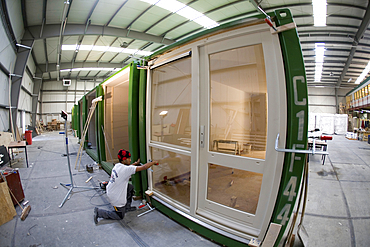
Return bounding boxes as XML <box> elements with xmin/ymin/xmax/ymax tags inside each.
<box><xmin>0</xmin><ymin>131</ymin><xmax>369</xmax><ymax>246</ymax></box>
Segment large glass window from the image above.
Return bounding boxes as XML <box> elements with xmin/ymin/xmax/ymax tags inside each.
<box><xmin>209</xmin><ymin>44</ymin><xmax>267</xmax><ymax>159</ymax></box>
<box><xmin>151</xmin><ymin>57</ymin><xmax>192</xmax><ymax>148</ymax></box>
<box><xmin>207</xmin><ymin>164</ymin><xmax>262</xmax><ymax>215</ymax></box>
<box><xmin>104</xmin><ymin>81</ymin><xmax>130</xmax><ymax>162</ymax></box>
<box><xmin>151</xmin><ymin>147</ymin><xmax>191</xmax><ymax>206</ymax></box>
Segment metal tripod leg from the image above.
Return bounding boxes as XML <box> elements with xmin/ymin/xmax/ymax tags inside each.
<box><xmin>59</xmin><ymin>185</ymin><xmax>73</xmax><ymax>207</ymax></box>
<box><xmin>59</xmin><ymin>113</ymin><xmax>99</xmax><ymax>208</ymax></box>
<box><xmin>59</xmin><ymin>183</ymin><xmax>99</xmax><ymax>208</ymax></box>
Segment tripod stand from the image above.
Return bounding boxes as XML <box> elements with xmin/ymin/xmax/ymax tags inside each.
<box><xmin>59</xmin><ymin>110</ymin><xmax>98</xmax><ymax>208</ymax></box>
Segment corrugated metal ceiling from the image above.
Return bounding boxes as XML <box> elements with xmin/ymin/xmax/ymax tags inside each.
<box><xmin>20</xmin><ymin>0</ymin><xmax>370</xmax><ymax>91</ymax></box>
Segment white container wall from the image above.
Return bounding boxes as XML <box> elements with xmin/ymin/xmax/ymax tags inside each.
<box><xmin>309</xmin><ymin>113</ymin><xmax>348</xmax><ymax>134</ymax></box>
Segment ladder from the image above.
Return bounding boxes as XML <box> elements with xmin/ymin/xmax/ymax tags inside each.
<box><xmin>75</xmin><ymin>96</ymin><xmax>102</xmax><ymax>170</ymax></box>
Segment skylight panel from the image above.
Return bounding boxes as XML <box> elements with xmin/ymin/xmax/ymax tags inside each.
<box><xmin>156</xmin><ymin>0</ymin><xmax>185</xmax><ymax>13</ymax></box>
<box><xmin>355</xmin><ymin>60</ymin><xmax>370</xmax><ymax>84</ymax></box>
<box><xmin>177</xmin><ymin>6</ymin><xmax>203</xmax><ymax>20</ymax></box>
<box><xmin>314</xmin><ymin>43</ymin><xmax>325</xmax><ymax>82</ymax></box>
<box><xmin>312</xmin><ymin>0</ymin><xmax>327</xmax><ymax>26</ymax></box>
<box><xmin>140</xmin><ymin>0</ymin><xmax>219</xmax><ymax>29</ymax></box>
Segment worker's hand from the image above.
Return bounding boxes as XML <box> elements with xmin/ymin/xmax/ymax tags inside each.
<box><xmin>148</xmin><ymin>159</ymin><xmax>159</xmax><ymax>166</ymax></box>
<box><xmin>133</xmin><ymin>159</ymin><xmax>140</xmax><ymax>166</ymax></box>
<box><xmin>148</xmin><ymin>160</ymin><xmax>159</xmax><ymax>168</ymax></box>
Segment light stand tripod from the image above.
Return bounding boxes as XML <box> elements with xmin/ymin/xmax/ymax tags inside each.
<box><xmin>59</xmin><ymin>110</ymin><xmax>98</xmax><ymax>208</ymax></box>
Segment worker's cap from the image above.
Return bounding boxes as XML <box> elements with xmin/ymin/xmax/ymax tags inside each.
<box><xmin>118</xmin><ymin>149</ymin><xmax>131</xmax><ymax>161</ymax></box>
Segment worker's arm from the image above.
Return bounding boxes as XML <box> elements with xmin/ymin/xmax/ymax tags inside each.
<box><xmin>135</xmin><ymin>161</ymin><xmax>158</xmax><ymax>172</ymax></box>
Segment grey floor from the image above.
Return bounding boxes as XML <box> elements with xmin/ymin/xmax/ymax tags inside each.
<box><xmin>0</xmin><ymin>131</ymin><xmax>369</xmax><ymax>247</ymax></box>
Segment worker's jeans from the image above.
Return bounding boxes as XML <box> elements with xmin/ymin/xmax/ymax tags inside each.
<box><xmin>97</xmin><ymin>183</ymin><xmax>134</xmax><ymax>220</ymax></box>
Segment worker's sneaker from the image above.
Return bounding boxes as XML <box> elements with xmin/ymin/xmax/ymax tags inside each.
<box><xmin>94</xmin><ymin>207</ymin><xmax>99</xmax><ymax>225</ymax></box>
<box><xmin>126</xmin><ymin>206</ymin><xmax>136</xmax><ymax>212</ymax></box>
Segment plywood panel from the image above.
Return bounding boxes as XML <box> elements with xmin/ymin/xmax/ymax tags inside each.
<box><xmin>104</xmin><ymin>83</ymin><xmax>130</xmax><ymax>161</ymax></box>
<box><xmin>0</xmin><ymin>182</ymin><xmax>16</xmax><ymax>226</ymax></box>
<box><xmin>0</xmin><ymin>132</ymin><xmax>14</xmax><ymax>147</ymax></box>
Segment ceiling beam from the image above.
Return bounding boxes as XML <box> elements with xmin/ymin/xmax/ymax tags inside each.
<box><xmin>38</xmin><ymin>62</ymin><xmax>120</xmax><ymax>73</ymax></box>
<box><xmin>0</xmin><ymin>0</ymin><xmax>17</xmax><ymax>51</ymax></box>
<box><xmin>336</xmin><ymin>1</ymin><xmax>370</xmax><ymax>87</ymax></box>
<box><xmin>20</xmin><ymin>0</ymin><xmax>27</xmax><ymax>27</ymax></box>
<box><xmin>42</xmin><ymin>76</ymin><xmax>105</xmax><ymax>83</ymax></box>
<box><xmin>23</xmin><ymin>24</ymin><xmax>175</xmax><ymax>45</ymax></box>
<box><xmin>40</xmin><ymin>0</ymin><xmax>47</xmax><ymax>38</ymax></box>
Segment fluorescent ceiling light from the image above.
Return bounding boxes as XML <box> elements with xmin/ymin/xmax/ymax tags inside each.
<box><xmin>355</xmin><ymin>60</ymin><xmax>370</xmax><ymax>84</ymax></box>
<box><xmin>141</xmin><ymin>0</ymin><xmax>218</xmax><ymax>29</ymax></box>
<box><xmin>177</xmin><ymin>6</ymin><xmax>203</xmax><ymax>20</ymax></box>
<box><xmin>312</xmin><ymin>0</ymin><xmax>327</xmax><ymax>26</ymax></box>
<box><xmin>62</xmin><ymin>45</ymin><xmax>153</xmax><ymax>56</ymax></box>
<box><xmin>314</xmin><ymin>43</ymin><xmax>325</xmax><ymax>82</ymax></box>
<box><xmin>60</xmin><ymin>68</ymin><xmax>119</xmax><ymax>72</ymax></box>
<box><xmin>156</xmin><ymin>0</ymin><xmax>185</xmax><ymax>12</ymax></box>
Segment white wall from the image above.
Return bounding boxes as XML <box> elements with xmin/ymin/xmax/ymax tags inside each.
<box><xmin>0</xmin><ymin>0</ymin><xmax>22</xmax><ymax>132</ymax></box>
<box><xmin>40</xmin><ymin>79</ymin><xmax>100</xmax><ymax>123</ymax></box>
<box><xmin>308</xmin><ymin>87</ymin><xmax>349</xmax><ymax>114</ymax></box>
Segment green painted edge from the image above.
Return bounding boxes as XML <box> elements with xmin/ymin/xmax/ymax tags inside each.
<box><xmin>84</xmin><ymin>87</ymin><xmax>97</xmax><ymax>149</ymax></box>
<box><xmin>151</xmin><ymin>198</ymin><xmax>247</xmax><ymax>247</ymax></box>
<box><xmin>270</xmin><ymin>9</ymin><xmax>308</xmax><ymax>246</ymax></box>
<box><xmin>128</xmin><ymin>61</ymin><xmax>142</xmax><ymax>197</ymax></box>
<box><xmin>74</xmin><ymin>105</ymin><xmax>78</xmax><ymax>131</ymax></box>
<box><xmin>77</xmin><ymin>98</ymin><xmax>83</xmax><ymax>139</ymax></box>
<box><xmin>81</xmin><ymin>95</ymin><xmax>87</xmax><ymax>144</ymax></box>
<box><xmin>84</xmin><ymin>86</ymin><xmax>100</xmax><ymax>162</ymax></box>
<box><xmin>86</xmin><ymin>148</ymin><xmax>99</xmax><ymax>162</ymax></box>
<box><xmin>96</xmin><ymin>85</ymin><xmax>105</xmax><ymax>164</ymax></box>
<box><xmin>101</xmin><ymin>161</ymin><xmax>113</xmax><ymax>175</ymax></box>
<box><xmin>74</xmin><ymin>103</ymin><xmax>80</xmax><ymax>137</ymax></box>
<box><xmin>71</xmin><ymin>105</ymin><xmax>75</xmax><ymax>130</ymax></box>
<box><xmin>138</xmin><ymin>61</ymin><xmax>148</xmax><ymax>196</ymax></box>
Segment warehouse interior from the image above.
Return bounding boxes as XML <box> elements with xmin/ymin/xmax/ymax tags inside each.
<box><xmin>0</xmin><ymin>0</ymin><xmax>370</xmax><ymax>246</ymax></box>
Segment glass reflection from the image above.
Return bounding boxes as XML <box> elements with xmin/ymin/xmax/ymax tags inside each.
<box><xmin>151</xmin><ymin>57</ymin><xmax>192</xmax><ymax>147</ymax></box>
<box><xmin>209</xmin><ymin>44</ymin><xmax>267</xmax><ymax>159</ymax></box>
<box><xmin>151</xmin><ymin>148</ymin><xmax>191</xmax><ymax>206</ymax></box>
<box><xmin>207</xmin><ymin>164</ymin><xmax>263</xmax><ymax>215</ymax></box>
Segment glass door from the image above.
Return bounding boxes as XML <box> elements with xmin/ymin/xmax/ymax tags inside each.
<box><xmin>197</xmin><ymin>27</ymin><xmax>287</xmax><ymax>235</ymax></box>
<box><xmin>148</xmin><ymin>54</ymin><xmax>192</xmax><ymax>209</ymax></box>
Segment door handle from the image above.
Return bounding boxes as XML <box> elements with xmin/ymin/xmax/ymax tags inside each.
<box><xmin>200</xmin><ymin>125</ymin><xmax>205</xmax><ymax>148</ymax></box>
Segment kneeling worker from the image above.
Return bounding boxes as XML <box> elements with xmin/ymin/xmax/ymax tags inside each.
<box><xmin>94</xmin><ymin>149</ymin><xmax>157</xmax><ymax>224</ymax></box>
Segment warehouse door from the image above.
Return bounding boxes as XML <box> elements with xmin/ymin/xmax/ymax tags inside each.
<box><xmin>197</xmin><ymin>26</ymin><xmax>287</xmax><ymax>235</ymax></box>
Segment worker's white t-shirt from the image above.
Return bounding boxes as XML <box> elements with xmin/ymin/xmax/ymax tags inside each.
<box><xmin>107</xmin><ymin>163</ymin><xmax>136</xmax><ymax>207</ymax></box>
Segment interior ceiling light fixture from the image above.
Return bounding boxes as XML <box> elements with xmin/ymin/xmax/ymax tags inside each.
<box><xmin>62</xmin><ymin>45</ymin><xmax>153</xmax><ymax>56</ymax></box>
<box><xmin>355</xmin><ymin>60</ymin><xmax>370</xmax><ymax>84</ymax></box>
<box><xmin>314</xmin><ymin>43</ymin><xmax>325</xmax><ymax>82</ymax></box>
<box><xmin>140</xmin><ymin>0</ymin><xmax>219</xmax><ymax>29</ymax></box>
<box><xmin>312</xmin><ymin>0</ymin><xmax>327</xmax><ymax>27</ymax></box>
